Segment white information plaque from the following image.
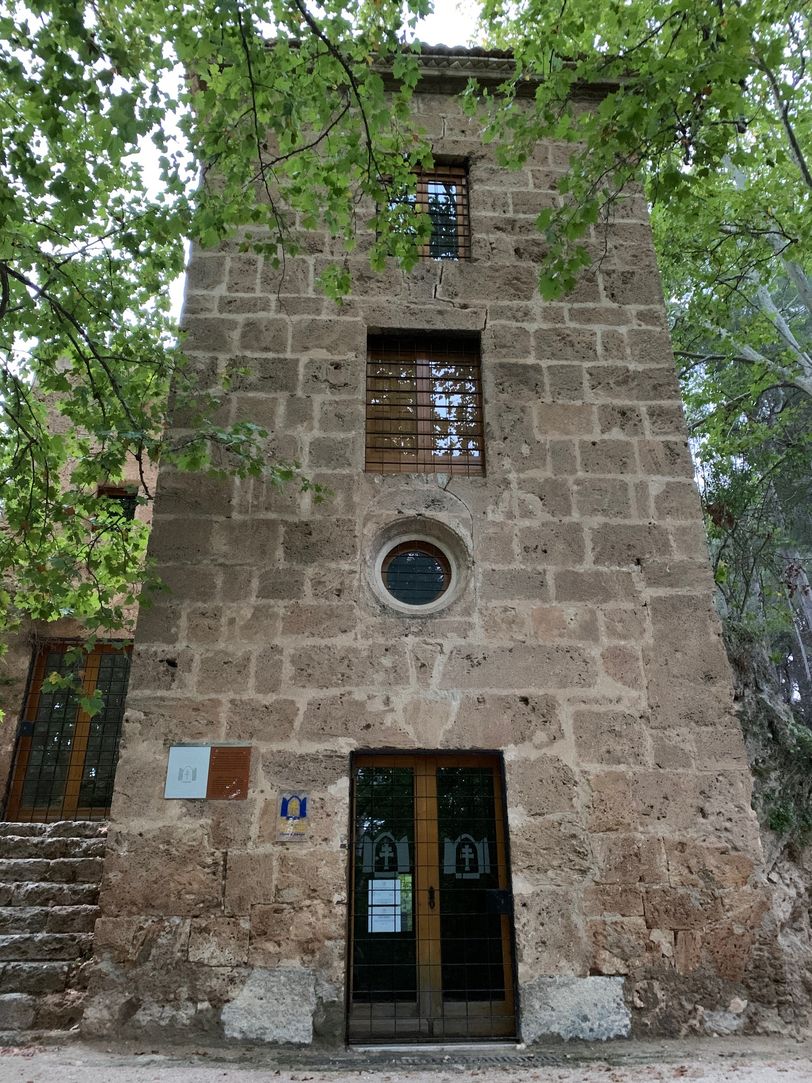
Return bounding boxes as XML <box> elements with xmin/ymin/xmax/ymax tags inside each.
<box><xmin>368</xmin><ymin>879</ymin><xmax>401</xmax><ymax>934</ymax></box>
<box><xmin>164</xmin><ymin>745</ymin><xmax>211</xmax><ymax>799</ymax></box>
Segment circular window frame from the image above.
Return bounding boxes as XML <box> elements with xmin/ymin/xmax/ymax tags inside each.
<box><xmin>371</xmin><ymin>530</ymin><xmax>465</xmax><ymax>616</ymax></box>
<box><xmin>380</xmin><ymin>540</ymin><xmax>453</xmax><ymax>609</ymax></box>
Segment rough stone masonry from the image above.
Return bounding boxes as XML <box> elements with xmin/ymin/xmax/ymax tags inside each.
<box><xmin>82</xmin><ymin>49</ymin><xmax>769</xmax><ymax>1045</ymax></box>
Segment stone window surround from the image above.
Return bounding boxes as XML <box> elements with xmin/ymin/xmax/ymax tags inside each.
<box><xmin>369</xmin><ymin>525</ymin><xmax>469</xmax><ymax>616</ymax></box>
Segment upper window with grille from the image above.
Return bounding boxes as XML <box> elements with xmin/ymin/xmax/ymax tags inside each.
<box><xmin>365</xmin><ymin>334</ymin><xmax>484</xmax><ymax>476</ymax></box>
<box><xmin>389</xmin><ymin>165</ymin><xmax>471</xmax><ymax>260</ymax></box>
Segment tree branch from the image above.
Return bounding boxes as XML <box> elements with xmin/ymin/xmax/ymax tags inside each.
<box><xmin>755</xmin><ymin>49</ymin><xmax>812</xmax><ymax>191</ymax></box>
<box><xmin>0</xmin><ymin>262</ymin><xmax>9</xmax><ymax>321</ymax></box>
<box><xmin>4</xmin><ymin>264</ymin><xmax>142</xmax><ymax>430</ymax></box>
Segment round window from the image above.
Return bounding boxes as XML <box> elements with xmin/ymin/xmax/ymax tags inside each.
<box><xmin>381</xmin><ymin>541</ymin><xmax>452</xmax><ymax>607</ymax></box>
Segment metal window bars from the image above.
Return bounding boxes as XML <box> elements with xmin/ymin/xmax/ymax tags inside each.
<box><xmin>366</xmin><ymin>335</ymin><xmax>484</xmax><ymax>476</ymax></box>
<box><xmin>381</xmin><ymin>541</ymin><xmax>452</xmax><ymax>606</ymax></box>
<box><xmin>96</xmin><ymin>485</ymin><xmax>138</xmax><ymax>522</ymax></box>
<box><xmin>387</xmin><ymin>166</ymin><xmax>471</xmax><ymax>260</ymax></box>
<box><xmin>5</xmin><ymin>643</ymin><xmax>132</xmax><ymax>822</ymax></box>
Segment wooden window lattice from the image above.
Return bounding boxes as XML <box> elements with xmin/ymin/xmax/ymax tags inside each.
<box><xmin>6</xmin><ymin>642</ymin><xmax>131</xmax><ymax>822</ymax></box>
<box><xmin>365</xmin><ymin>335</ymin><xmax>484</xmax><ymax>476</ymax></box>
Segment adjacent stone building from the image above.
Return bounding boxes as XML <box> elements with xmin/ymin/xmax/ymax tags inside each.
<box><xmin>0</xmin><ymin>468</ymin><xmax>153</xmax><ymax>1032</ymax></box>
<box><xmin>3</xmin><ymin>48</ymin><xmax>769</xmax><ymax>1044</ymax></box>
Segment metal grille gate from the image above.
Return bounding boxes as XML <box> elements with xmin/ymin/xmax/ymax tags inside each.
<box><xmin>348</xmin><ymin>752</ymin><xmax>517</xmax><ymax>1043</ymax></box>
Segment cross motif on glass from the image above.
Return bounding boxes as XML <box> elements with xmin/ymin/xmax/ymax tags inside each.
<box><xmin>379</xmin><ymin>841</ymin><xmax>394</xmax><ymax>870</ymax></box>
<box><xmin>460</xmin><ymin>842</ymin><xmax>475</xmax><ymax>872</ymax></box>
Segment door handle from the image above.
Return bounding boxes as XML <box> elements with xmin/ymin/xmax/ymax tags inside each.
<box><xmin>428</xmin><ymin>886</ymin><xmax>436</xmax><ymax>910</ymax></box>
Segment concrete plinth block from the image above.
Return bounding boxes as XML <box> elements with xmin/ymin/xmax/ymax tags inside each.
<box><xmin>521</xmin><ymin>975</ymin><xmax>630</xmax><ymax>1042</ymax></box>
<box><xmin>221</xmin><ymin>967</ymin><xmax>316</xmax><ymax>1044</ymax></box>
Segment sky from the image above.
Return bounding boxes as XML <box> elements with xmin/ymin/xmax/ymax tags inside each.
<box><xmin>415</xmin><ymin>2</ymin><xmax>479</xmax><ymax>47</ymax></box>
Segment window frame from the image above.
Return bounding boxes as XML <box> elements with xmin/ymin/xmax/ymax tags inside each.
<box><xmin>381</xmin><ymin>540</ymin><xmax>453</xmax><ymax>607</ymax></box>
<box><xmin>96</xmin><ymin>484</ymin><xmax>138</xmax><ymax>522</ymax></box>
<box><xmin>5</xmin><ymin>641</ymin><xmax>132</xmax><ymax>822</ymax></box>
<box><xmin>414</xmin><ymin>164</ymin><xmax>471</xmax><ymax>261</ymax></box>
<box><xmin>365</xmin><ymin>334</ymin><xmax>485</xmax><ymax>477</ymax></box>
<box><xmin>385</xmin><ymin>164</ymin><xmax>471</xmax><ymax>262</ymax></box>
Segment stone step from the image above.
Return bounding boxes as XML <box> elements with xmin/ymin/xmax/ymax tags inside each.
<box><xmin>0</xmin><ymin>835</ymin><xmax>106</xmax><ymax>860</ymax></box>
<box><xmin>0</xmin><ymin>961</ymin><xmax>71</xmax><ymax>995</ymax></box>
<box><xmin>0</xmin><ymin>1028</ymin><xmax>80</xmax><ymax>1043</ymax></box>
<box><xmin>0</xmin><ymin>820</ymin><xmax>107</xmax><ymax>840</ymax></box>
<box><xmin>0</xmin><ymin>992</ymin><xmax>37</xmax><ymax>1030</ymax></box>
<box><xmin>0</xmin><ymin>823</ymin><xmax>48</xmax><ymax>838</ymax></box>
<box><xmin>0</xmin><ymin>933</ymin><xmax>94</xmax><ymax>962</ymax></box>
<box><xmin>0</xmin><ymin>821</ymin><xmax>107</xmax><ymax>840</ymax></box>
<box><xmin>0</xmin><ymin>959</ymin><xmax>92</xmax><ymax>995</ymax></box>
<box><xmin>47</xmin><ymin>821</ymin><xmax>107</xmax><ymax>839</ymax></box>
<box><xmin>0</xmin><ymin>905</ymin><xmax>99</xmax><ymax>934</ymax></box>
<box><xmin>0</xmin><ymin>989</ymin><xmax>86</xmax><ymax>1030</ymax></box>
<box><xmin>0</xmin><ymin>822</ymin><xmax>104</xmax><ymax>1033</ymax></box>
<box><xmin>0</xmin><ymin>881</ymin><xmax>100</xmax><ymax>907</ymax></box>
<box><xmin>0</xmin><ymin>857</ymin><xmax>104</xmax><ymax>884</ymax></box>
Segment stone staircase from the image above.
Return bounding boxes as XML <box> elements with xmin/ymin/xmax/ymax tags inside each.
<box><xmin>0</xmin><ymin>821</ymin><xmax>106</xmax><ymax>1033</ymax></box>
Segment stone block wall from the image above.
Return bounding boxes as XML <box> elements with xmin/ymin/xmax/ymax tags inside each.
<box><xmin>83</xmin><ymin>76</ymin><xmax>767</xmax><ymax>1044</ymax></box>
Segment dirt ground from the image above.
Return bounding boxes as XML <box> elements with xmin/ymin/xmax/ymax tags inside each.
<box><xmin>0</xmin><ymin>1037</ymin><xmax>810</xmax><ymax>1083</ymax></box>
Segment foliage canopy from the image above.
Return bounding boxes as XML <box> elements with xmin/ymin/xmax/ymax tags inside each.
<box><xmin>1</xmin><ymin>0</ymin><xmax>433</xmax><ymax>634</ymax></box>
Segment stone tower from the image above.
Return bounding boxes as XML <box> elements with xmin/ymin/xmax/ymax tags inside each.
<box><xmin>83</xmin><ymin>47</ymin><xmax>766</xmax><ymax>1045</ymax></box>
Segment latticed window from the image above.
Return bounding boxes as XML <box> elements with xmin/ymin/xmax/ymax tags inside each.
<box><xmin>6</xmin><ymin>642</ymin><xmax>131</xmax><ymax>822</ymax></box>
<box><xmin>389</xmin><ymin>165</ymin><xmax>471</xmax><ymax>260</ymax></box>
<box><xmin>365</xmin><ymin>334</ymin><xmax>484</xmax><ymax>476</ymax></box>
<box><xmin>97</xmin><ymin>485</ymin><xmax>137</xmax><ymax>522</ymax></box>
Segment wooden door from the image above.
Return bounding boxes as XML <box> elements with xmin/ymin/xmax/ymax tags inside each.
<box><xmin>348</xmin><ymin>752</ymin><xmax>516</xmax><ymax>1043</ymax></box>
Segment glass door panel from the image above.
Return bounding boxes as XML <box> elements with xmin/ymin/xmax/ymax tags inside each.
<box><xmin>352</xmin><ymin>765</ymin><xmax>417</xmax><ymax>1005</ymax></box>
<box><xmin>435</xmin><ymin>764</ymin><xmax>515</xmax><ymax>1038</ymax></box>
<box><xmin>437</xmin><ymin>766</ymin><xmax>505</xmax><ymax>1000</ymax></box>
<box><xmin>349</xmin><ymin>753</ymin><xmax>516</xmax><ymax>1043</ymax></box>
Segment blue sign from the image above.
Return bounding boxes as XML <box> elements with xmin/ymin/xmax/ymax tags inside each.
<box><xmin>277</xmin><ymin>790</ymin><xmax>310</xmax><ymax>841</ymax></box>
<box><xmin>280</xmin><ymin>794</ymin><xmax>307</xmax><ymax>820</ymax></box>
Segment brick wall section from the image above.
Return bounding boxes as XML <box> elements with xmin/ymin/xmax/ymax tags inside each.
<box><xmin>84</xmin><ymin>87</ymin><xmax>767</xmax><ymax>1042</ymax></box>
